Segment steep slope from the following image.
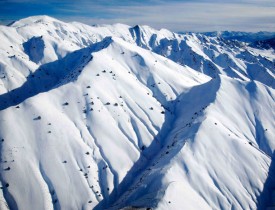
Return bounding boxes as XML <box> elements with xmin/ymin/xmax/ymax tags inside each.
<box><xmin>129</xmin><ymin>25</ymin><xmax>275</xmax><ymax>88</ymax></box>
<box><xmin>110</xmin><ymin>76</ymin><xmax>275</xmax><ymax>210</ymax></box>
<box><xmin>0</xmin><ymin>16</ymin><xmax>136</xmax><ymax>94</ymax></box>
<box><xmin>0</xmin><ymin>31</ymin><xmax>209</xmax><ymax>209</ymax></box>
<box><xmin>3</xmin><ymin>16</ymin><xmax>274</xmax><ymax>90</ymax></box>
<box><xmin>0</xmin><ymin>16</ymin><xmax>274</xmax><ymax>210</ymax></box>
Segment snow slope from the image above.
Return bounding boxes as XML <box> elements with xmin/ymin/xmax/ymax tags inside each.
<box><xmin>109</xmin><ymin>76</ymin><xmax>274</xmax><ymax>210</ymax></box>
<box><xmin>0</xmin><ymin>16</ymin><xmax>274</xmax><ymax>210</ymax></box>
<box><xmin>128</xmin><ymin>25</ymin><xmax>275</xmax><ymax>88</ymax></box>
<box><xmin>2</xmin><ymin>15</ymin><xmax>274</xmax><ymax>89</ymax></box>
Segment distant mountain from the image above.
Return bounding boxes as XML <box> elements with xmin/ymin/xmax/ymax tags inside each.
<box><xmin>200</xmin><ymin>31</ymin><xmax>275</xmax><ymax>50</ymax></box>
<box><xmin>252</xmin><ymin>37</ymin><xmax>275</xmax><ymax>49</ymax></box>
<box><xmin>0</xmin><ymin>16</ymin><xmax>274</xmax><ymax>210</ymax></box>
<box><xmin>201</xmin><ymin>31</ymin><xmax>275</xmax><ymax>43</ymax></box>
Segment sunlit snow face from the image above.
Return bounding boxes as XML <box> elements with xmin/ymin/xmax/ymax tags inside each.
<box><xmin>0</xmin><ymin>14</ymin><xmax>274</xmax><ymax>210</ymax></box>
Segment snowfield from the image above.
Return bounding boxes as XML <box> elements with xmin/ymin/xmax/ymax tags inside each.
<box><xmin>0</xmin><ymin>16</ymin><xmax>274</xmax><ymax>210</ymax></box>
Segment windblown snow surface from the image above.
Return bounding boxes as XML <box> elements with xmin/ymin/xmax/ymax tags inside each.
<box><xmin>0</xmin><ymin>16</ymin><xmax>274</xmax><ymax>210</ymax></box>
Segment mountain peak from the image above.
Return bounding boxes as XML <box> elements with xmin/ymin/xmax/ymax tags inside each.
<box><xmin>10</xmin><ymin>15</ymin><xmax>63</xmax><ymax>27</ymax></box>
<box><xmin>0</xmin><ymin>15</ymin><xmax>274</xmax><ymax>210</ymax></box>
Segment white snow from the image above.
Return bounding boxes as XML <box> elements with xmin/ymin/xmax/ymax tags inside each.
<box><xmin>0</xmin><ymin>16</ymin><xmax>274</xmax><ymax>210</ymax></box>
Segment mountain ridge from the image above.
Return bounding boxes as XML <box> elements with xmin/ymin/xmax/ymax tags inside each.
<box><xmin>0</xmin><ymin>16</ymin><xmax>274</xmax><ymax>210</ymax></box>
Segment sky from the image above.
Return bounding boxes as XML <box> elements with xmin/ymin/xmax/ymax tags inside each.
<box><xmin>0</xmin><ymin>0</ymin><xmax>275</xmax><ymax>32</ymax></box>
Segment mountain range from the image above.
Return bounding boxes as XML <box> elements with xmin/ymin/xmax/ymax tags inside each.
<box><xmin>0</xmin><ymin>16</ymin><xmax>274</xmax><ymax>210</ymax></box>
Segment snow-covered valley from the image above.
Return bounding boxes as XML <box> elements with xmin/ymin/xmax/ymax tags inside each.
<box><xmin>0</xmin><ymin>16</ymin><xmax>274</xmax><ymax>210</ymax></box>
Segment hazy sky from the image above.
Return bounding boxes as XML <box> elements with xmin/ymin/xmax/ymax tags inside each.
<box><xmin>1</xmin><ymin>0</ymin><xmax>275</xmax><ymax>32</ymax></box>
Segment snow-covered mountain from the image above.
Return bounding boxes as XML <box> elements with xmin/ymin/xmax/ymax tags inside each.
<box><xmin>201</xmin><ymin>31</ymin><xmax>275</xmax><ymax>43</ymax></box>
<box><xmin>0</xmin><ymin>16</ymin><xmax>274</xmax><ymax>210</ymax></box>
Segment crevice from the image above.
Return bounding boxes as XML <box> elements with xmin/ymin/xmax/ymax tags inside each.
<box><xmin>39</xmin><ymin>163</ymin><xmax>60</xmax><ymax>210</ymax></box>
